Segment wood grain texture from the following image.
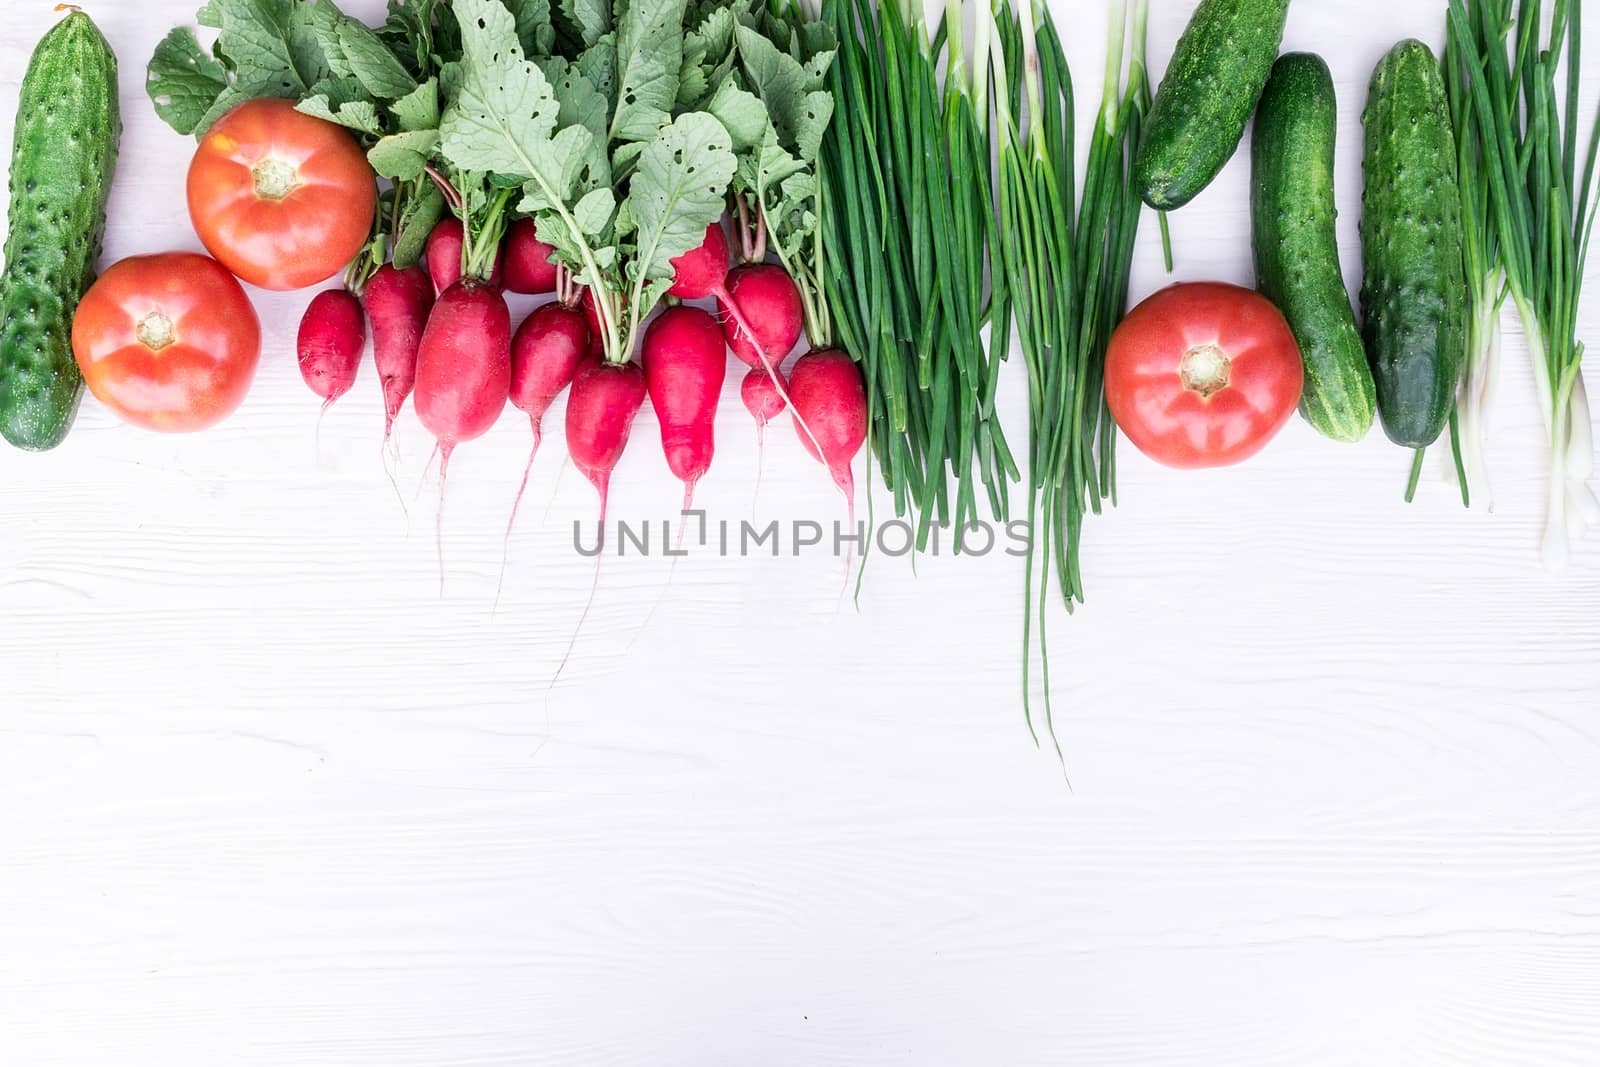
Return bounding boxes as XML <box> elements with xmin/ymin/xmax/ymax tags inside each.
<box><xmin>2</xmin><ymin>1</ymin><xmax>1598</xmax><ymax>1064</ymax></box>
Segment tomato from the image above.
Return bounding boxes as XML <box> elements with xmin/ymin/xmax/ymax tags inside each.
<box><xmin>71</xmin><ymin>252</ymin><xmax>261</xmax><ymax>432</ymax></box>
<box><xmin>187</xmin><ymin>98</ymin><xmax>376</xmax><ymax>291</ymax></box>
<box><xmin>1105</xmin><ymin>282</ymin><xmax>1303</xmax><ymax>469</ymax></box>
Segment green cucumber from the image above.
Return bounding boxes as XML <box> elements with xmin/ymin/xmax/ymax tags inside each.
<box><xmin>1251</xmin><ymin>52</ymin><xmax>1375</xmax><ymax>443</ymax></box>
<box><xmin>1134</xmin><ymin>0</ymin><xmax>1291</xmax><ymax>211</ymax></box>
<box><xmin>0</xmin><ymin>10</ymin><xmax>120</xmax><ymax>451</ymax></box>
<box><xmin>1358</xmin><ymin>39</ymin><xmax>1466</xmax><ymax>449</ymax></box>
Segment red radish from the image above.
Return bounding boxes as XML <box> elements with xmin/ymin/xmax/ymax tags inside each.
<box><xmin>364</xmin><ymin>263</ymin><xmax>434</xmax><ymax>441</ymax></box>
<box><xmin>501</xmin><ymin>299</ymin><xmax>590</xmax><ymax>550</ymax></box>
<box><xmin>500</xmin><ymin>219</ymin><xmax>559</xmax><ymax>294</ymax></box>
<box><xmin>789</xmin><ymin>348</ymin><xmax>867</xmax><ymax>524</ymax></box>
<box><xmin>718</xmin><ymin>263</ymin><xmax>803</xmax><ymax>368</ymax></box>
<box><xmin>741</xmin><ymin>366</ymin><xmax>786</xmax><ymax>438</ymax></box>
<box><xmin>548</xmin><ymin>358</ymin><xmax>646</xmax><ymax>687</ymax></box>
<box><xmin>415</xmin><ymin>280</ymin><xmax>512</xmax><ymax>458</ymax></box>
<box><xmin>297</xmin><ymin>288</ymin><xmax>365</xmax><ymax>410</ymax></box>
<box><xmin>565</xmin><ymin>358</ymin><xmax>647</xmax><ymax>526</ymax></box>
<box><xmin>666</xmin><ymin>231</ymin><xmax>830</xmax><ymax>472</ymax></box>
<box><xmin>425</xmin><ymin>218</ymin><xmax>501</xmax><ymax>295</ymax></box>
<box><xmin>511</xmin><ymin>301</ymin><xmax>590</xmax><ymax>455</ymax></box>
<box><xmin>668</xmin><ymin>221</ymin><xmax>730</xmax><ymax>300</ymax></box>
<box><xmin>414</xmin><ymin>279</ymin><xmax>512</xmax><ymax>583</ymax></box>
<box><xmin>642</xmin><ymin>305</ymin><xmax>727</xmax><ymax>511</ymax></box>
<box><xmin>742</xmin><ymin>365</ymin><xmax>786</xmax><ymax>504</ymax></box>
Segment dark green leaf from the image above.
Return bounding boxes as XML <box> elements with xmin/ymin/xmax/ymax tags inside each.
<box><xmin>147</xmin><ymin>27</ymin><xmax>229</xmax><ymax>135</ymax></box>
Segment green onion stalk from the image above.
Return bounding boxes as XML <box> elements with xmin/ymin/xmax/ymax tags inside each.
<box><xmin>1447</xmin><ymin>0</ymin><xmax>1600</xmax><ymax>566</ymax></box>
<box><xmin>820</xmin><ymin>0</ymin><xmax>913</xmax><ymax>517</ymax></box>
<box><xmin>990</xmin><ymin>0</ymin><xmax>1152</xmax><ymax>748</ymax></box>
<box><xmin>818</xmin><ymin>0</ymin><xmax>1018</xmax><ymax>558</ymax></box>
<box><xmin>1439</xmin><ymin>13</ymin><xmax>1499</xmax><ymax>510</ymax></box>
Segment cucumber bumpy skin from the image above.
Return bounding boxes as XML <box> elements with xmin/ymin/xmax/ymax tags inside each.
<box><xmin>1134</xmin><ymin>0</ymin><xmax>1291</xmax><ymax>211</ymax></box>
<box><xmin>1251</xmin><ymin>52</ymin><xmax>1376</xmax><ymax>443</ymax></box>
<box><xmin>0</xmin><ymin>11</ymin><xmax>120</xmax><ymax>451</ymax></box>
<box><xmin>1358</xmin><ymin>39</ymin><xmax>1466</xmax><ymax>450</ymax></box>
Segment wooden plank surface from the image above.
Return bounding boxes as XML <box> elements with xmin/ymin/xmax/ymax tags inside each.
<box><xmin>2</xmin><ymin>1</ymin><xmax>1598</xmax><ymax>1063</ymax></box>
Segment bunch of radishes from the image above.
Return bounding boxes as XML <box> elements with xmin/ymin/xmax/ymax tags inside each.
<box><xmin>294</xmin><ymin>208</ymin><xmax>865</xmax><ymax>538</ymax></box>
<box><xmin>291</xmin><ymin>0</ymin><xmax>865</xmax><ymax>577</ymax></box>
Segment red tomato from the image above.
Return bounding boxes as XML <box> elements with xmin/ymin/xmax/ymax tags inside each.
<box><xmin>1105</xmin><ymin>282</ymin><xmax>1303</xmax><ymax>469</ymax></box>
<box><xmin>187</xmin><ymin>98</ymin><xmax>376</xmax><ymax>291</ymax></box>
<box><xmin>71</xmin><ymin>252</ymin><xmax>262</xmax><ymax>432</ymax></box>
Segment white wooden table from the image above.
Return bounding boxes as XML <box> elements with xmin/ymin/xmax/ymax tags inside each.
<box><xmin>3</xmin><ymin>1</ymin><xmax>1599</xmax><ymax>1063</ymax></box>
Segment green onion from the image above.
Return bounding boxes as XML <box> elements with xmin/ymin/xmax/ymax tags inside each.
<box><xmin>1442</xmin><ymin>10</ymin><xmax>1503</xmax><ymax>510</ymax></box>
<box><xmin>991</xmin><ymin>0</ymin><xmax>1153</xmax><ymax>748</ymax></box>
<box><xmin>820</xmin><ymin>0</ymin><xmax>1018</xmax><ymax>556</ymax></box>
<box><xmin>1446</xmin><ymin>0</ymin><xmax>1600</xmax><ymax>565</ymax></box>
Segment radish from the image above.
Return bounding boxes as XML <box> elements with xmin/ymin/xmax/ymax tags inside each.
<box><xmin>666</xmin><ymin>221</ymin><xmax>830</xmax><ymax>469</ymax></box>
<box><xmin>425</xmin><ymin>218</ymin><xmax>501</xmax><ymax>295</ymax></box>
<box><xmin>500</xmin><ymin>219</ymin><xmax>559</xmax><ymax>294</ymax></box>
<box><xmin>668</xmin><ymin>221</ymin><xmax>730</xmax><ymax>300</ymax></box>
<box><xmin>414</xmin><ymin>279</ymin><xmax>512</xmax><ymax>582</ymax></box>
<box><xmin>363</xmin><ymin>263</ymin><xmax>433</xmax><ymax>442</ymax></box>
<box><xmin>511</xmin><ymin>301</ymin><xmax>590</xmax><ymax>461</ymax></box>
<box><xmin>415</xmin><ymin>279</ymin><xmax>512</xmax><ymax>463</ymax></box>
<box><xmin>741</xmin><ymin>366</ymin><xmax>786</xmax><ymax>440</ymax></box>
<box><xmin>718</xmin><ymin>263</ymin><xmax>804</xmax><ymax>369</ymax></box>
<box><xmin>742</xmin><ymin>365</ymin><xmax>786</xmax><ymax>503</ymax></box>
<box><xmin>565</xmin><ymin>357</ymin><xmax>647</xmax><ymax>528</ymax></box>
<box><xmin>504</xmin><ymin>297</ymin><xmax>589</xmax><ymax>526</ymax></box>
<box><xmin>671</xmin><ymin>221</ymin><xmax>799</xmax><ymax>374</ymax></box>
<box><xmin>492</xmin><ymin>293</ymin><xmax>591</xmax><ymax>603</ymax></box>
<box><xmin>296</xmin><ymin>288</ymin><xmax>365</xmax><ymax>411</ymax></box>
<box><xmin>789</xmin><ymin>348</ymin><xmax>867</xmax><ymax>525</ymax></box>
<box><xmin>642</xmin><ymin>304</ymin><xmax>727</xmax><ymax>512</ymax></box>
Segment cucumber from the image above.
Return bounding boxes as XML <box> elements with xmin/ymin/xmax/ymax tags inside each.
<box><xmin>1251</xmin><ymin>52</ymin><xmax>1375</xmax><ymax>443</ymax></box>
<box><xmin>1134</xmin><ymin>0</ymin><xmax>1291</xmax><ymax>211</ymax></box>
<box><xmin>1358</xmin><ymin>39</ymin><xmax>1466</xmax><ymax>449</ymax></box>
<box><xmin>0</xmin><ymin>11</ymin><xmax>120</xmax><ymax>451</ymax></box>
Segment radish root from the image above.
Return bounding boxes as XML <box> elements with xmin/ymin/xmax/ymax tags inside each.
<box><xmin>434</xmin><ymin>444</ymin><xmax>453</xmax><ymax>598</ymax></box>
<box><xmin>494</xmin><ymin>420</ymin><xmax>543</xmax><ymax>613</ymax></box>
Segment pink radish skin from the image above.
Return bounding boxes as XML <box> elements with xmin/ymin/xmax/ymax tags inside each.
<box><xmin>742</xmin><ymin>366</ymin><xmax>787</xmax><ymax>440</ymax></box>
<box><xmin>505</xmin><ymin>300</ymin><xmax>590</xmax><ymax>521</ymax></box>
<box><xmin>642</xmin><ymin>305</ymin><xmax>727</xmax><ymax>510</ymax></box>
<box><xmin>669</xmin><ymin>226</ymin><xmax>812</xmax><ymax>451</ymax></box>
<box><xmin>425</xmin><ymin>218</ymin><xmax>502</xmax><ymax>295</ymax></box>
<box><xmin>692</xmin><ymin>256</ymin><xmax>829</xmax><ymax>469</ymax></box>
<box><xmin>496</xmin><ymin>299</ymin><xmax>591</xmax><ymax>599</ymax></box>
<box><xmin>364</xmin><ymin>264</ymin><xmax>433</xmax><ymax>439</ymax></box>
<box><xmin>743</xmin><ymin>365</ymin><xmax>787</xmax><ymax>505</ymax></box>
<box><xmin>414</xmin><ymin>279</ymin><xmax>512</xmax><ymax>586</ymax></box>
<box><xmin>718</xmin><ymin>263</ymin><xmax>803</xmax><ymax>368</ymax></box>
<box><xmin>668</xmin><ymin>221</ymin><xmax>730</xmax><ymax>300</ymax></box>
<box><xmin>510</xmin><ymin>301</ymin><xmax>590</xmax><ymax>445</ymax></box>
<box><xmin>297</xmin><ymin>289</ymin><xmax>366</xmax><ymax>409</ymax></box>
<box><xmin>788</xmin><ymin>348</ymin><xmax>867</xmax><ymax>523</ymax></box>
<box><xmin>565</xmin><ymin>358</ymin><xmax>647</xmax><ymax>526</ymax></box>
<box><xmin>414</xmin><ymin>280</ymin><xmax>512</xmax><ymax>457</ymax></box>
<box><xmin>501</xmin><ymin>219</ymin><xmax>559</xmax><ymax>294</ymax></box>
<box><xmin>414</xmin><ymin>280</ymin><xmax>512</xmax><ymax>500</ymax></box>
